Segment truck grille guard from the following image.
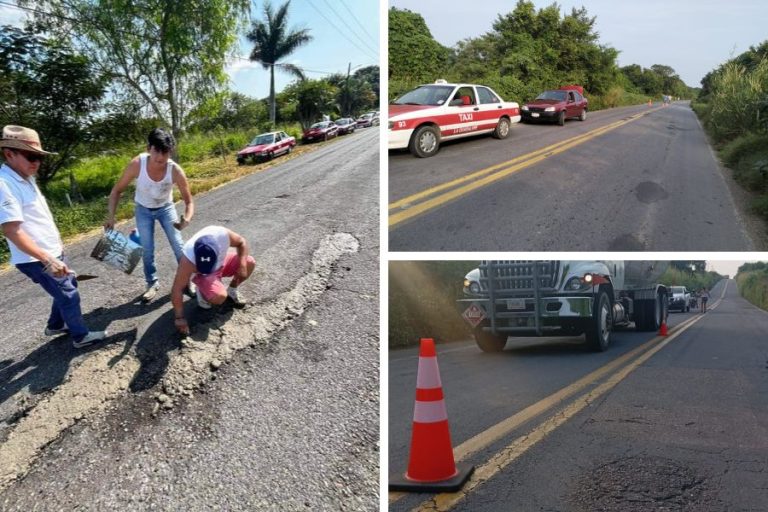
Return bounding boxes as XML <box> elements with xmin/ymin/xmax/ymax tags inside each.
<box><xmin>479</xmin><ymin>261</ymin><xmax>560</xmax><ymax>335</ymax></box>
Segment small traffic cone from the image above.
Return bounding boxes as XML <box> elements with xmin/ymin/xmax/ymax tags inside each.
<box><xmin>658</xmin><ymin>320</ymin><xmax>668</xmax><ymax>336</ymax></box>
<box><xmin>389</xmin><ymin>338</ymin><xmax>474</xmax><ymax>493</ymax></box>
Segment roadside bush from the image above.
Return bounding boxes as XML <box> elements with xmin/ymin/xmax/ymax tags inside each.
<box><xmin>659</xmin><ymin>266</ymin><xmax>722</xmax><ymax>292</ymax></box>
<box><xmin>389</xmin><ymin>261</ymin><xmax>476</xmax><ymax>348</ymax></box>
<box><xmin>707</xmin><ymin>59</ymin><xmax>768</xmax><ymax>142</ymax></box>
<box><xmin>719</xmin><ymin>132</ymin><xmax>768</xmax><ymax>167</ymax></box>
<box><xmin>736</xmin><ymin>269</ymin><xmax>768</xmax><ymax>311</ymax></box>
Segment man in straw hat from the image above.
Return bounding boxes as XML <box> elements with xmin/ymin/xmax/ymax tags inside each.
<box><xmin>0</xmin><ymin>125</ymin><xmax>107</xmax><ymax>348</ymax></box>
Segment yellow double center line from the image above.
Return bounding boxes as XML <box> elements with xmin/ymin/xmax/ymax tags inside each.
<box><xmin>390</xmin><ymin>282</ymin><xmax>727</xmax><ymax>510</ymax></box>
<box><xmin>389</xmin><ymin>107</ymin><xmax>662</xmax><ymax>228</ymax></box>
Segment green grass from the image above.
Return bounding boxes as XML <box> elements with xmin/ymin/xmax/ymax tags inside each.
<box><xmin>658</xmin><ymin>266</ymin><xmax>722</xmax><ymax>293</ymax></box>
<box><xmin>736</xmin><ymin>269</ymin><xmax>768</xmax><ymax>311</ymax></box>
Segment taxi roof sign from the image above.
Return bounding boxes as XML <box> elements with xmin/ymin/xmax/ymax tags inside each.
<box><xmin>434</xmin><ymin>79</ymin><xmax>448</xmax><ymax>84</ymax></box>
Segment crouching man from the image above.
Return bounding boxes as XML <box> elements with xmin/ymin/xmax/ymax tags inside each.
<box><xmin>171</xmin><ymin>225</ymin><xmax>256</xmax><ymax>335</ymax></box>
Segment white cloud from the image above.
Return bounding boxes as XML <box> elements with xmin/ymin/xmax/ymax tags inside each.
<box><xmin>0</xmin><ymin>5</ymin><xmax>27</xmax><ymax>26</ymax></box>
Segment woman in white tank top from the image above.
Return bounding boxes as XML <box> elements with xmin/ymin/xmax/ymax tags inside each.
<box><xmin>105</xmin><ymin>128</ymin><xmax>195</xmax><ymax>301</ymax></box>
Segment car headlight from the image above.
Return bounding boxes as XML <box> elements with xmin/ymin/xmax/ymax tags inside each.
<box><xmin>544</xmin><ymin>106</ymin><xmax>555</xmax><ymax>112</ymax></box>
<box><xmin>521</xmin><ymin>105</ymin><xmax>529</xmax><ymax>111</ymax></box>
<box><xmin>565</xmin><ymin>276</ymin><xmax>589</xmax><ymax>291</ymax></box>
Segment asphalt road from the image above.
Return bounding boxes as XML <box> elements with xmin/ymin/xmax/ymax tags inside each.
<box><xmin>0</xmin><ymin>127</ymin><xmax>379</xmax><ymax>510</ymax></box>
<box><xmin>388</xmin><ymin>102</ymin><xmax>755</xmax><ymax>251</ymax></box>
<box><xmin>389</xmin><ymin>279</ymin><xmax>768</xmax><ymax>511</ymax></box>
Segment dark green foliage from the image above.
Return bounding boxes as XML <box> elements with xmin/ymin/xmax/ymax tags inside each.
<box><xmin>0</xmin><ymin>26</ymin><xmax>107</xmax><ymax>186</ymax></box>
<box><xmin>389</xmin><ymin>261</ymin><xmax>477</xmax><ymax>348</ymax></box>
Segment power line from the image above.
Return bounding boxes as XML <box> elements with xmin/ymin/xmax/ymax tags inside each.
<box><xmin>299</xmin><ymin>0</ymin><xmax>378</xmax><ymax>62</ymax></box>
<box><xmin>319</xmin><ymin>0</ymin><xmax>378</xmax><ymax>56</ymax></box>
<box><xmin>339</xmin><ymin>0</ymin><xmax>377</xmax><ymax>47</ymax></box>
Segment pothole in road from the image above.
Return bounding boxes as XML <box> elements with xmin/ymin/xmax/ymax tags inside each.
<box><xmin>635</xmin><ymin>181</ymin><xmax>669</xmax><ymax>204</ymax></box>
<box><xmin>0</xmin><ymin>232</ymin><xmax>360</xmax><ymax>489</ymax></box>
<box><xmin>568</xmin><ymin>455</ymin><xmax>715</xmax><ymax>512</ymax></box>
<box><xmin>607</xmin><ymin>233</ymin><xmax>646</xmax><ymax>251</ymax></box>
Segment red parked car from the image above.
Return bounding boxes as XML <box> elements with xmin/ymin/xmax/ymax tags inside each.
<box><xmin>302</xmin><ymin>121</ymin><xmax>338</xmax><ymax>143</ymax></box>
<box><xmin>236</xmin><ymin>131</ymin><xmax>296</xmax><ymax>164</ymax></box>
<box><xmin>521</xmin><ymin>85</ymin><xmax>588</xmax><ymax>126</ymax></box>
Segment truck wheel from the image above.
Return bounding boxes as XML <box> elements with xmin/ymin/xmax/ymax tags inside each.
<box><xmin>585</xmin><ymin>290</ymin><xmax>612</xmax><ymax>351</ymax></box>
<box><xmin>635</xmin><ymin>293</ymin><xmax>663</xmax><ymax>331</ymax></box>
<box><xmin>579</xmin><ymin>109</ymin><xmax>587</xmax><ymax>121</ymax></box>
<box><xmin>557</xmin><ymin>111</ymin><xmax>565</xmax><ymax>126</ymax></box>
<box><xmin>474</xmin><ymin>328</ymin><xmax>507</xmax><ymax>353</ymax></box>
<box><xmin>409</xmin><ymin>125</ymin><xmax>440</xmax><ymax>158</ymax></box>
<box><xmin>493</xmin><ymin>117</ymin><xmax>511</xmax><ymax>139</ymax></box>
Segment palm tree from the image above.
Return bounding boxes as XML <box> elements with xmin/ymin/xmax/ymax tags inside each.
<box><xmin>247</xmin><ymin>0</ymin><xmax>312</xmax><ymax>126</ymax></box>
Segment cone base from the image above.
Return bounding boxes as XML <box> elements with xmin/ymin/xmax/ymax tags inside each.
<box><xmin>389</xmin><ymin>462</ymin><xmax>474</xmax><ymax>493</ymax></box>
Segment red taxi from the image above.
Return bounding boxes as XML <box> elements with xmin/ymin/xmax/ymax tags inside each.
<box><xmin>388</xmin><ymin>80</ymin><xmax>521</xmax><ymax>158</ymax></box>
<box><xmin>236</xmin><ymin>131</ymin><xmax>296</xmax><ymax>165</ymax></box>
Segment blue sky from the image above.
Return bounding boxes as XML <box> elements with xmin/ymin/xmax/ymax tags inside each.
<box><xmin>389</xmin><ymin>0</ymin><xmax>768</xmax><ymax>87</ymax></box>
<box><xmin>0</xmin><ymin>0</ymin><xmax>380</xmax><ymax>99</ymax></box>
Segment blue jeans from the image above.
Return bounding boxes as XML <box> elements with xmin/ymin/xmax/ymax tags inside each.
<box><xmin>16</xmin><ymin>256</ymin><xmax>89</xmax><ymax>341</ymax></box>
<box><xmin>134</xmin><ymin>202</ymin><xmax>184</xmax><ymax>285</ymax></box>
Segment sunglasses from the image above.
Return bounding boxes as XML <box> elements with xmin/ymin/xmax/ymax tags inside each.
<box><xmin>16</xmin><ymin>150</ymin><xmax>44</xmax><ymax>163</ymax></box>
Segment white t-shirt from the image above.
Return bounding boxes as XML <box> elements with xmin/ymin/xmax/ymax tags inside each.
<box><xmin>182</xmin><ymin>225</ymin><xmax>230</xmax><ymax>273</ymax></box>
<box><xmin>134</xmin><ymin>153</ymin><xmax>174</xmax><ymax>208</ymax></box>
<box><xmin>0</xmin><ymin>164</ymin><xmax>63</xmax><ymax>264</ymax></box>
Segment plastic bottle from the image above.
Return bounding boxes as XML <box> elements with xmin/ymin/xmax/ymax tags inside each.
<box><xmin>129</xmin><ymin>228</ymin><xmax>141</xmax><ymax>246</ymax></box>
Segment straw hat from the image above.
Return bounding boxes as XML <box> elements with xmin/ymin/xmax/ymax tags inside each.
<box><xmin>0</xmin><ymin>125</ymin><xmax>57</xmax><ymax>155</ymax></box>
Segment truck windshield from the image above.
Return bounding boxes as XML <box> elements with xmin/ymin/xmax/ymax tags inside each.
<box><xmin>671</xmin><ymin>287</ymin><xmax>685</xmax><ymax>293</ymax></box>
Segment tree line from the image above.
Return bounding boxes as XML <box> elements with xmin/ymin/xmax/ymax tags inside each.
<box><xmin>1</xmin><ymin>0</ymin><xmax>379</xmax><ymax>190</ymax></box>
<box><xmin>389</xmin><ymin>2</ymin><xmax>696</xmax><ymax>106</ymax></box>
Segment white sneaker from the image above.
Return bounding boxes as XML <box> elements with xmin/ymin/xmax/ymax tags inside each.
<box><xmin>73</xmin><ymin>330</ymin><xmax>107</xmax><ymax>348</ymax></box>
<box><xmin>142</xmin><ymin>281</ymin><xmax>160</xmax><ymax>302</ymax></box>
<box><xmin>44</xmin><ymin>326</ymin><xmax>69</xmax><ymax>336</ymax></box>
<box><xmin>227</xmin><ymin>286</ymin><xmax>246</xmax><ymax>307</ymax></box>
<box><xmin>196</xmin><ymin>288</ymin><xmax>211</xmax><ymax>309</ymax></box>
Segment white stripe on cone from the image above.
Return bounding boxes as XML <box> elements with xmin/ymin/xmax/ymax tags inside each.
<box><xmin>413</xmin><ymin>399</ymin><xmax>449</xmax><ymax>424</ymax></box>
<box><xmin>416</xmin><ymin>356</ymin><xmax>441</xmax><ymax>389</ymax></box>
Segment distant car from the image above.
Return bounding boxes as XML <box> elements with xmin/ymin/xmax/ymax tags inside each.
<box><xmin>668</xmin><ymin>286</ymin><xmax>691</xmax><ymax>312</ymax></box>
<box><xmin>521</xmin><ymin>85</ymin><xmax>588</xmax><ymax>126</ymax></box>
<box><xmin>302</xmin><ymin>121</ymin><xmax>338</xmax><ymax>143</ymax></box>
<box><xmin>236</xmin><ymin>131</ymin><xmax>295</xmax><ymax>165</ymax></box>
<box><xmin>356</xmin><ymin>113</ymin><xmax>376</xmax><ymax>128</ymax></box>
<box><xmin>334</xmin><ymin>118</ymin><xmax>357</xmax><ymax>135</ymax></box>
<box><xmin>388</xmin><ymin>80</ymin><xmax>522</xmax><ymax>158</ymax></box>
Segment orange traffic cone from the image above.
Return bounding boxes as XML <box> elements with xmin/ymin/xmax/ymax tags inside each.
<box><xmin>658</xmin><ymin>320</ymin><xmax>668</xmax><ymax>336</ymax></box>
<box><xmin>389</xmin><ymin>338</ymin><xmax>474</xmax><ymax>493</ymax></box>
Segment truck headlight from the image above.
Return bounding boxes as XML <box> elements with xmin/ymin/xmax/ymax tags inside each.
<box><xmin>545</xmin><ymin>106</ymin><xmax>555</xmax><ymax>112</ymax></box>
<box><xmin>565</xmin><ymin>276</ymin><xmax>588</xmax><ymax>291</ymax></box>
<box><xmin>521</xmin><ymin>105</ymin><xmax>529</xmax><ymax>111</ymax></box>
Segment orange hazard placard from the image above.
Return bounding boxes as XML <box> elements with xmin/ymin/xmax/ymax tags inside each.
<box><xmin>462</xmin><ymin>304</ymin><xmax>486</xmax><ymax>327</ymax></box>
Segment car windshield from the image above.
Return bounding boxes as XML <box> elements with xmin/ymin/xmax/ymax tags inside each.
<box><xmin>392</xmin><ymin>85</ymin><xmax>455</xmax><ymax>106</ymax></box>
<box><xmin>535</xmin><ymin>90</ymin><xmax>568</xmax><ymax>101</ymax></box>
<box><xmin>336</xmin><ymin>119</ymin><xmax>350</xmax><ymax>125</ymax></box>
<box><xmin>250</xmin><ymin>134</ymin><xmax>274</xmax><ymax>145</ymax></box>
<box><xmin>311</xmin><ymin>122</ymin><xmax>330</xmax><ymax>129</ymax></box>
<box><xmin>359</xmin><ymin>114</ymin><xmax>372</xmax><ymax>119</ymax></box>
<box><xmin>671</xmin><ymin>287</ymin><xmax>685</xmax><ymax>294</ymax></box>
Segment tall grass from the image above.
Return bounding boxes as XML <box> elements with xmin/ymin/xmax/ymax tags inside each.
<box><xmin>707</xmin><ymin>59</ymin><xmax>768</xmax><ymax>142</ymax></box>
<box><xmin>736</xmin><ymin>269</ymin><xmax>768</xmax><ymax>311</ymax></box>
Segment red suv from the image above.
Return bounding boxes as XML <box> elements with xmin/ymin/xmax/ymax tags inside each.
<box><xmin>521</xmin><ymin>85</ymin><xmax>588</xmax><ymax>126</ymax></box>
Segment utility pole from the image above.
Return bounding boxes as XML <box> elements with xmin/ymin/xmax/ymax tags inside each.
<box><xmin>345</xmin><ymin>62</ymin><xmax>352</xmax><ymax>117</ymax></box>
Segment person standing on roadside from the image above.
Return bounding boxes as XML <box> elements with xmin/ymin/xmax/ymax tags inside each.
<box><xmin>105</xmin><ymin>128</ymin><xmax>195</xmax><ymax>302</ymax></box>
<box><xmin>700</xmin><ymin>287</ymin><xmax>710</xmax><ymax>313</ymax></box>
<box><xmin>0</xmin><ymin>125</ymin><xmax>106</xmax><ymax>348</ymax></box>
<box><xmin>170</xmin><ymin>225</ymin><xmax>255</xmax><ymax>335</ymax></box>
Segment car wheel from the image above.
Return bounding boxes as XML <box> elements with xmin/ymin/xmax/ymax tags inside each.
<box><xmin>237</xmin><ymin>157</ymin><xmax>244</xmax><ymax>166</ymax></box>
<box><xmin>585</xmin><ymin>289</ymin><xmax>612</xmax><ymax>351</ymax></box>
<box><xmin>579</xmin><ymin>108</ymin><xmax>587</xmax><ymax>121</ymax></box>
<box><xmin>557</xmin><ymin>111</ymin><xmax>565</xmax><ymax>126</ymax></box>
<box><xmin>268</xmin><ymin>152</ymin><xmax>274</xmax><ymax>161</ymax></box>
<box><xmin>323</xmin><ymin>133</ymin><xmax>328</xmax><ymax>141</ymax></box>
<box><xmin>474</xmin><ymin>327</ymin><xmax>507</xmax><ymax>353</ymax></box>
<box><xmin>409</xmin><ymin>125</ymin><xmax>440</xmax><ymax>158</ymax></box>
<box><xmin>493</xmin><ymin>117</ymin><xmax>511</xmax><ymax>139</ymax></box>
